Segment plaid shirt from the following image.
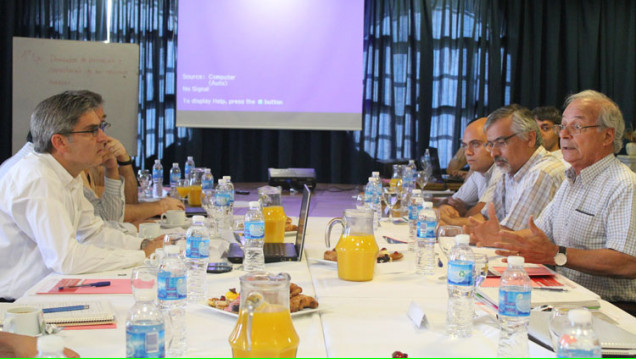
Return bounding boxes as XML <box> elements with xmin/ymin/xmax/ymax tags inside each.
<box><xmin>536</xmin><ymin>154</ymin><xmax>636</xmax><ymax>302</ymax></box>
<box><xmin>451</xmin><ymin>165</ymin><xmax>501</xmax><ymax>207</ymax></box>
<box><xmin>483</xmin><ymin>146</ymin><xmax>565</xmax><ymax>230</ymax></box>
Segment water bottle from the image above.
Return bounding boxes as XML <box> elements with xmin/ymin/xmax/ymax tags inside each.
<box><xmin>152</xmin><ymin>159</ymin><xmax>164</xmax><ymax>198</ymax></box>
<box><xmin>371</xmin><ymin>172</ymin><xmax>382</xmax><ymax>226</ymax></box>
<box><xmin>364</xmin><ymin>176</ymin><xmax>376</xmax><ymax>210</ymax></box>
<box><xmin>126</xmin><ymin>270</ymin><xmax>165</xmax><ymax>358</ymax></box>
<box><xmin>36</xmin><ymin>335</ymin><xmax>65</xmax><ymax>358</ymax></box>
<box><xmin>184</xmin><ymin>156</ymin><xmax>195</xmax><ymax>180</ymax></box>
<box><xmin>243</xmin><ymin>201</ymin><xmax>265</xmax><ymax>272</ymax></box>
<box><xmin>403</xmin><ymin>160</ymin><xmax>417</xmax><ymax>192</ymax></box>
<box><xmin>446</xmin><ymin>234</ymin><xmax>475</xmax><ymax>338</ymax></box>
<box><xmin>158</xmin><ymin>245</ymin><xmax>187</xmax><ymax>357</ymax></box>
<box><xmin>422</xmin><ymin>149</ymin><xmax>434</xmax><ymax>181</ymax></box>
<box><xmin>408</xmin><ymin>189</ymin><xmax>424</xmax><ymax>251</ymax></box>
<box><xmin>223</xmin><ymin>176</ymin><xmax>235</xmax><ymax>229</ymax></box>
<box><xmin>557</xmin><ymin>308</ymin><xmax>602</xmax><ymax>358</ymax></box>
<box><xmin>169</xmin><ymin>163</ymin><xmax>181</xmax><ymax>190</ymax></box>
<box><xmin>214</xmin><ymin>179</ymin><xmax>231</xmax><ymax>231</ymax></box>
<box><xmin>415</xmin><ymin>201</ymin><xmax>436</xmax><ymax>274</ymax></box>
<box><xmin>497</xmin><ymin>256</ymin><xmax>532</xmax><ymax>357</ymax></box>
<box><xmin>201</xmin><ymin>168</ymin><xmax>214</xmax><ymax>190</ymax></box>
<box><xmin>185</xmin><ymin>215</ymin><xmax>210</xmax><ymax>304</ymax></box>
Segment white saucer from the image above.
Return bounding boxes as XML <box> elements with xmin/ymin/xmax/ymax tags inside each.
<box><xmin>159</xmin><ymin>218</ymin><xmax>192</xmax><ymax>229</ymax></box>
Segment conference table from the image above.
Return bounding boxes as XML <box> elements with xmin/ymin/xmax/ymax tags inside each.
<box><xmin>10</xmin><ymin>184</ymin><xmax>636</xmax><ymax>357</ymax></box>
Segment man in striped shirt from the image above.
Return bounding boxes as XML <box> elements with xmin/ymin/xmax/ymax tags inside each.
<box><xmin>470</xmin><ymin>105</ymin><xmax>565</xmax><ymax>231</ymax></box>
<box><xmin>473</xmin><ymin>90</ymin><xmax>636</xmax><ymax>309</ymax></box>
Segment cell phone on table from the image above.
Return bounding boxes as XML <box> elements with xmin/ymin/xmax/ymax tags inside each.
<box><xmin>207</xmin><ymin>262</ymin><xmax>233</xmax><ymax>274</ymax></box>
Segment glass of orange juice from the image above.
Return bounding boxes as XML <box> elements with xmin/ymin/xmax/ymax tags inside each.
<box><xmin>176</xmin><ymin>179</ymin><xmax>190</xmax><ymax>202</ymax></box>
<box><xmin>229</xmin><ymin>272</ymin><xmax>299</xmax><ymax>358</ymax></box>
<box><xmin>258</xmin><ymin>186</ymin><xmax>286</xmax><ymax>243</ymax></box>
<box><xmin>325</xmin><ymin>208</ymin><xmax>379</xmax><ymax>281</ymax></box>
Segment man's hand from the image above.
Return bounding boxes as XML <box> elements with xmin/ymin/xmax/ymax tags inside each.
<box><xmin>0</xmin><ymin>332</ymin><xmax>79</xmax><ymax>358</ymax></box>
<box><xmin>465</xmin><ymin>202</ymin><xmax>501</xmax><ymax>246</ymax></box>
<box><xmin>157</xmin><ymin>197</ymin><xmax>185</xmax><ymax>215</ymax></box>
<box><xmin>105</xmin><ymin>137</ymin><xmax>129</xmax><ymax>163</ymax></box>
<box><xmin>446</xmin><ymin>198</ymin><xmax>468</xmax><ymax>216</ymax></box>
<box><xmin>439</xmin><ymin>204</ymin><xmax>460</xmax><ymax>219</ymax></box>
<box><xmin>496</xmin><ymin>216</ymin><xmax>558</xmax><ymax>264</ymax></box>
<box><xmin>142</xmin><ymin>236</ymin><xmax>165</xmax><ymax>258</ymax></box>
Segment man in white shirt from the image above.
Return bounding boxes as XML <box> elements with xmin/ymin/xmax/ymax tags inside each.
<box><xmin>0</xmin><ymin>92</ymin><xmax>162</xmax><ymax>300</ymax></box>
<box><xmin>439</xmin><ymin>117</ymin><xmax>502</xmax><ymax>226</ymax></box>
<box><xmin>470</xmin><ymin>105</ymin><xmax>565</xmax><ymax>231</ymax></box>
<box><xmin>532</xmin><ymin>105</ymin><xmax>569</xmax><ymax>166</ymax></box>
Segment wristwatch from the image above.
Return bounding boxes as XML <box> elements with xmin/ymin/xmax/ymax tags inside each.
<box><xmin>554</xmin><ymin>246</ymin><xmax>567</xmax><ymax>266</ymax></box>
<box><xmin>117</xmin><ymin>156</ymin><xmax>134</xmax><ymax>166</ymax></box>
<box><xmin>140</xmin><ymin>238</ymin><xmax>151</xmax><ymax>250</ymax></box>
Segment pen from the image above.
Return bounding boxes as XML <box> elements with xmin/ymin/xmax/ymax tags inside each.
<box><xmin>533</xmin><ymin>287</ymin><xmax>568</xmax><ymax>292</ymax></box>
<box><xmin>43</xmin><ymin>305</ymin><xmax>89</xmax><ymax>313</ymax></box>
<box><xmin>382</xmin><ymin>235</ymin><xmax>408</xmax><ymax>244</ymax></box>
<box><xmin>58</xmin><ymin>281</ymin><xmax>111</xmax><ymax>290</ymax></box>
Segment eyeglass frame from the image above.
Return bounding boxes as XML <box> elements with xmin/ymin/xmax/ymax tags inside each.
<box><xmin>484</xmin><ymin>132</ymin><xmax>523</xmax><ymax>151</ymax></box>
<box><xmin>552</xmin><ymin>123</ymin><xmax>601</xmax><ymax>135</ymax></box>
<box><xmin>460</xmin><ymin>140</ymin><xmax>485</xmax><ymax>151</ymax></box>
<box><xmin>58</xmin><ymin>121</ymin><xmax>111</xmax><ymax>137</ymax></box>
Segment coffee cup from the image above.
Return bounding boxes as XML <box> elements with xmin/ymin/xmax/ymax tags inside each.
<box><xmin>161</xmin><ymin>210</ymin><xmax>186</xmax><ymax>226</ymax></box>
<box><xmin>626</xmin><ymin>142</ymin><xmax>636</xmax><ymax>156</ymax></box>
<box><xmin>3</xmin><ymin>306</ymin><xmax>45</xmax><ymax>336</ymax></box>
<box><xmin>146</xmin><ymin>247</ymin><xmax>166</xmax><ymax>267</ymax></box>
<box><xmin>139</xmin><ymin>222</ymin><xmax>161</xmax><ymax>239</ymax></box>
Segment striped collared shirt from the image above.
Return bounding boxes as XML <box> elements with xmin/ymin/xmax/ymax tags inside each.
<box><xmin>536</xmin><ymin>154</ymin><xmax>636</xmax><ymax>301</ymax></box>
<box><xmin>483</xmin><ymin>146</ymin><xmax>565</xmax><ymax>230</ymax></box>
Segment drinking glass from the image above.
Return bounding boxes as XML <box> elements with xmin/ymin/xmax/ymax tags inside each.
<box><xmin>164</xmin><ymin>233</ymin><xmax>186</xmax><ymax>259</ymax></box>
<box><xmin>416</xmin><ymin>170</ymin><xmax>429</xmax><ymax>190</ymax></box>
<box><xmin>549</xmin><ymin>305</ymin><xmax>581</xmax><ymax>351</ymax></box>
<box><xmin>176</xmin><ymin>179</ymin><xmax>190</xmax><ymax>203</ymax></box>
<box><xmin>382</xmin><ymin>187</ymin><xmax>399</xmax><ymax>219</ymax></box>
<box><xmin>131</xmin><ymin>266</ymin><xmax>158</xmax><ymax>302</ymax></box>
<box><xmin>137</xmin><ymin>169</ymin><xmax>153</xmax><ymax>199</ymax></box>
<box><xmin>437</xmin><ymin>225</ymin><xmax>464</xmax><ymax>260</ymax></box>
<box><xmin>473</xmin><ymin>253</ymin><xmax>489</xmax><ymax>289</ymax></box>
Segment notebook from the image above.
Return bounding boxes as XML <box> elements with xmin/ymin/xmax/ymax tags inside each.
<box><xmin>528</xmin><ymin>311</ymin><xmax>636</xmax><ymax>356</ymax></box>
<box><xmin>227</xmin><ymin>184</ymin><xmax>311</xmax><ymax>263</ymax></box>
<box><xmin>1</xmin><ymin>300</ymin><xmax>116</xmax><ymax>327</ymax></box>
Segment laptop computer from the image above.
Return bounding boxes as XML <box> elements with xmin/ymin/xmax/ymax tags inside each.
<box><xmin>227</xmin><ymin>184</ymin><xmax>311</xmax><ymax>263</ymax></box>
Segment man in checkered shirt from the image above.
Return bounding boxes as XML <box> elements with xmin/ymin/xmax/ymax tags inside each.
<box><xmin>471</xmin><ymin>90</ymin><xmax>636</xmax><ymax>310</ymax></box>
<box><xmin>471</xmin><ymin>105</ymin><xmax>565</xmax><ymax>231</ymax></box>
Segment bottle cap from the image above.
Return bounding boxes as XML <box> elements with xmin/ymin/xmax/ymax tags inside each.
<box><xmin>173</xmin><ymin>162</ymin><xmax>178</xmax><ymax>166</ymax></box>
<box><xmin>38</xmin><ymin>335</ymin><xmax>64</xmax><ymax>353</ymax></box>
<box><xmin>372</xmin><ymin>171</ymin><xmax>380</xmax><ymax>177</ymax></box>
<box><xmin>187</xmin><ymin>156</ymin><xmax>193</xmax><ymax>160</ymax></box>
<box><xmin>248</xmin><ymin>201</ymin><xmax>261</xmax><ymax>209</ymax></box>
<box><xmin>155</xmin><ymin>159</ymin><xmax>160</xmax><ymax>164</ymax></box>
<box><xmin>164</xmin><ymin>244</ymin><xmax>180</xmax><ymax>255</ymax></box>
<box><xmin>192</xmin><ymin>215</ymin><xmax>205</xmax><ymax>224</ymax></box>
<box><xmin>223</xmin><ymin>176</ymin><xmax>231</xmax><ymax>180</ymax></box>
<box><xmin>455</xmin><ymin>234</ymin><xmax>470</xmax><ymax>245</ymax></box>
<box><xmin>422</xmin><ymin>201</ymin><xmax>433</xmax><ymax>209</ymax></box>
<box><xmin>508</xmin><ymin>256</ymin><xmax>525</xmax><ymax>266</ymax></box>
<box><xmin>368</xmin><ymin>177</ymin><xmax>374</xmax><ymax>182</ymax></box>
<box><xmin>412</xmin><ymin>189</ymin><xmax>421</xmax><ymax>194</ymax></box>
<box><xmin>568</xmin><ymin>308</ymin><xmax>592</xmax><ymax>324</ymax></box>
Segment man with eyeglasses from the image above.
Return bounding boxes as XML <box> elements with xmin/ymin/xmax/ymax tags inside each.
<box><xmin>0</xmin><ymin>92</ymin><xmax>164</xmax><ymax>301</ymax></box>
<box><xmin>467</xmin><ymin>104</ymin><xmax>565</xmax><ymax>232</ymax></box>
<box><xmin>532</xmin><ymin>106</ymin><xmax>569</xmax><ymax>166</ymax></box>
<box><xmin>470</xmin><ymin>90</ymin><xmax>636</xmax><ymax>311</ymax></box>
<box><xmin>439</xmin><ymin>117</ymin><xmax>502</xmax><ymax>226</ymax></box>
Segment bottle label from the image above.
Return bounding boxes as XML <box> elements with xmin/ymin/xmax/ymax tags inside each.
<box><xmin>152</xmin><ymin>169</ymin><xmax>162</xmax><ymax>182</ymax></box>
<box><xmin>185</xmin><ymin>165</ymin><xmax>193</xmax><ymax>176</ymax></box>
<box><xmin>416</xmin><ymin>219</ymin><xmax>436</xmax><ymax>238</ymax></box>
<box><xmin>157</xmin><ymin>272</ymin><xmax>187</xmax><ymax>301</ymax></box>
<box><xmin>186</xmin><ymin>235</ymin><xmax>210</xmax><ymax>259</ymax></box>
<box><xmin>498</xmin><ymin>289</ymin><xmax>531</xmax><ymax>317</ymax></box>
<box><xmin>170</xmin><ymin>172</ymin><xmax>180</xmax><ymax>185</ymax></box>
<box><xmin>202</xmin><ymin>179</ymin><xmax>214</xmax><ymax>190</ymax></box>
<box><xmin>409</xmin><ymin>204</ymin><xmax>423</xmax><ymax>220</ymax></box>
<box><xmin>364</xmin><ymin>189</ymin><xmax>374</xmax><ymax>204</ymax></box>
<box><xmin>215</xmin><ymin>192</ymin><xmax>231</xmax><ymax>206</ymax></box>
<box><xmin>244</xmin><ymin>220</ymin><xmax>265</xmax><ymax>239</ymax></box>
<box><xmin>448</xmin><ymin>261</ymin><xmax>474</xmax><ymax>286</ymax></box>
<box><xmin>126</xmin><ymin>324</ymin><xmax>165</xmax><ymax>358</ymax></box>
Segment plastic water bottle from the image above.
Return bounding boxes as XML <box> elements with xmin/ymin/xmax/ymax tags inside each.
<box><xmin>184</xmin><ymin>156</ymin><xmax>195</xmax><ymax>180</ymax></box>
<box><xmin>185</xmin><ymin>215</ymin><xmax>210</xmax><ymax>304</ymax></box>
<box><xmin>169</xmin><ymin>163</ymin><xmax>181</xmax><ymax>190</ymax></box>
<box><xmin>371</xmin><ymin>172</ymin><xmax>382</xmax><ymax>226</ymax></box>
<box><xmin>446</xmin><ymin>234</ymin><xmax>475</xmax><ymax>338</ymax></box>
<box><xmin>403</xmin><ymin>160</ymin><xmax>417</xmax><ymax>192</ymax></box>
<box><xmin>243</xmin><ymin>201</ymin><xmax>265</xmax><ymax>272</ymax></box>
<box><xmin>557</xmin><ymin>308</ymin><xmax>602</xmax><ymax>358</ymax></box>
<box><xmin>497</xmin><ymin>256</ymin><xmax>532</xmax><ymax>357</ymax></box>
<box><xmin>158</xmin><ymin>245</ymin><xmax>187</xmax><ymax>357</ymax></box>
<box><xmin>126</xmin><ymin>271</ymin><xmax>165</xmax><ymax>358</ymax></box>
<box><xmin>36</xmin><ymin>335</ymin><xmax>65</xmax><ymax>358</ymax></box>
<box><xmin>363</xmin><ymin>176</ymin><xmax>377</xmax><ymax>213</ymax></box>
<box><xmin>214</xmin><ymin>179</ymin><xmax>231</xmax><ymax>231</ymax></box>
<box><xmin>152</xmin><ymin>159</ymin><xmax>163</xmax><ymax>198</ymax></box>
<box><xmin>408</xmin><ymin>189</ymin><xmax>424</xmax><ymax>251</ymax></box>
<box><xmin>223</xmin><ymin>176</ymin><xmax>235</xmax><ymax>229</ymax></box>
<box><xmin>415</xmin><ymin>201</ymin><xmax>436</xmax><ymax>274</ymax></box>
<box><xmin>201</xmin><ymin>168</ymin><xmax>214</xmax><ymax>190</ymax></box>
<box><xmin>422</xmin><ymin>148</ymin><xmax>434</xmax><ymax>181</ymax></box>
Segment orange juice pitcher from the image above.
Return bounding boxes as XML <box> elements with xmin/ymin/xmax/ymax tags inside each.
<box><xmin>228</xmin><ymin>272</ymin><xmax>299</xmax><ymax>358</ymax></box>
<box><xmin>325</xmin><ymin>209</ymin><xmax>379</xmax><ymax>281</ymax></box>
<box><xmin>258</xmin><ymin>186</ymin><xmax>286</xmax><ymax>243</ymax></box>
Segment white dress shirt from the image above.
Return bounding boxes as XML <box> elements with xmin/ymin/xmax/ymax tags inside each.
<box><xmin>536</xmin><ymin>154</ymin><xmax>636</xmax><ymax>301</ymax></box>
<box><xmin>0</xmin><ymin>142</ymin><xmax>34</xmax><ymax>180</ymax></box>
<box><xmin>0</xmin><ymin>152</ymin><xmax>145</xmax><ymax>299</ymax></box>
<box><xmin>451</xmin><ymin>165</ymin><xmax>502</xmax><ymax>208</ymax></box>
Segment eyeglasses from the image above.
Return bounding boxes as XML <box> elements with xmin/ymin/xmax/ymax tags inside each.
<box><xmin>460</xmin><ymin>140</ymin><xmax>484</xmax><ymax>151</ymax></box>
<box><xmin>59</xmin><ymin>121</ymin><xmax>111</xmax><ymax>137</ymax></box>
<box><xmin>485</xmin><ymin>132</ymin><xmax>521</xmax><ymax>151</ymax></box>
<box><xmin>553</xmin><ymin>123</ymin><xmax>601</xmax><ymax>135</ymax></box>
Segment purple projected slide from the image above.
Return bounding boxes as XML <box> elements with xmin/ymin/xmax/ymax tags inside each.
<box><xmin>177</xmin><ymin>0</ymin><xmax>364</xmax><ymax>114</ymax></box>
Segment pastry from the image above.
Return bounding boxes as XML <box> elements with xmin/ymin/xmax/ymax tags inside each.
<box><xmin>324</xmin><ymin>249</ymin><xmax>337</xmax><ymax>261</ymax></box>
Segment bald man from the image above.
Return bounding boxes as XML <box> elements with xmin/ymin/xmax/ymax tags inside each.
<box><xmin>439</xmin><ymin>118</ymin><xmax>502</xmax><ymax>226</ymax></box>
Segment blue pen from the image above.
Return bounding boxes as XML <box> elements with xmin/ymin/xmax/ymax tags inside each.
<box><xmin>43</xmin><ymin>305</ymin><xmax>89</xmax><ymax>314</ymax></box>
<box><xmin>58</xmin><ymin>281</ymin><xmax>111</xmax><ymax>290</ymax></box>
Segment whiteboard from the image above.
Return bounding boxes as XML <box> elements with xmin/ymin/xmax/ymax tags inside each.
<box><xmin>12</xmin><ymin>37</ymin><xmax>139</xmax><ymax>155</ymax></box>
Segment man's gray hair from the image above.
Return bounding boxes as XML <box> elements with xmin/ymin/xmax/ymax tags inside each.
<box><xmin>30</xmin><ymin>91</ymin><xmax>101</xmax><ymax>153</ymax></box>
<box><xmin>565</xmin><ymin>90</ymin><xmax>624</xmax><ymax>153</ymax></box>
<box><xmin>485</xmin><ymin>104</ymin><xmax>543</xmax><ymax>148</ymax></box>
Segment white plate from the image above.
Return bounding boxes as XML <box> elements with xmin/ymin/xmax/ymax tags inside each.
<box><xmin>309</xmin><ymin>258</ymin><xmax>337</xmax><ymax>267</ymax></box>
<box><xmin>158</xmin><ymin>218</ymin><xmax>192</xmax><ymax>229</ymax></box>
<box><xmin>203</xmin><ymin>304</ymin><xmax>320</xmax><ymax>318</ymax></box>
